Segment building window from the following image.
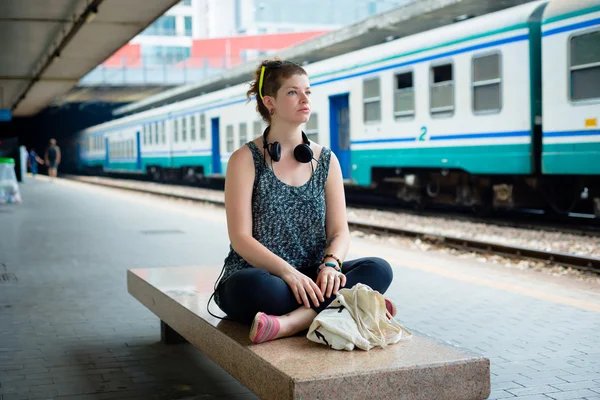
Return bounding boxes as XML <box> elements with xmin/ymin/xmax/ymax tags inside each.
<box><xmin>253</xmin><ymin>120</ymin><xmax>263</xmax><ymax>139</ymax></box>
<box><xmin>363</xmin><ymin>77</ymin><xmax>381</xmax><ymax>122</ymax></box>
<box><xmin>142</xmin><ymin>16</ymin><xmax>176</xmax><ymax>36</ymax></box>
<box><xmin>305</xmin><ymin>114</ymin><xmax>319</xmax><ymax>143</ymax></box>
<box><xmin>200</xmin><ymin>114</ymin><xmax>206</xmax><ymax>140</ymax></box>
<box><xmin>430</xmin><ymin>63</ymin><xmax>454</xmax><ymax>117</ymax></box>
<box><xmin>226</xmin><ymin>125</ymin><xmax>234</xmax><ymax>152</ymax></box>
<box><xmin>184</xmin><ymin>16</ymin><xmax>193</xmax><ymax>36</ymax></box>
<box><xmin>570</xmin><ymin>29</ymin><xmax>600</xmax><ymax>101</ymax></box>
<box><xmin>394</xmin><ymin>71</ymin><xmax>415</xmax><ymax>118</ymax></box>
<box><xmin>473</xmin><ymin>53</ymin><xmax>502</xmax><ymax>113</ymax></box>
<box><xmin>239</xmin><ymin>123</ymin><xmax>247</xmax><ymax>147</ymax></box>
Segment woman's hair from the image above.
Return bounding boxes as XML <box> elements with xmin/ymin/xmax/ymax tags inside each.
<box><xmin>246</xmin><ymin>57</ymin><xmax>307</xmax><ymax>123</ymax></box>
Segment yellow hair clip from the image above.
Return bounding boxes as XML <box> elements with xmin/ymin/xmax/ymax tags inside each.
<box><xmin>258</xmin><ymin>66</ymin><xmax>266</xmax><ymax>100</ymax></box>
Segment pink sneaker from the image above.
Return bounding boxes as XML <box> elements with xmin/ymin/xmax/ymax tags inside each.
<box><xmin>385</xmin><ymin>298</ymin><xmax>397</xmax><ymax>318</ymax></box>
<box><xmin>249</xmin><ymin>312</ymin><xmax>280</xmax><ymax>344</ymax></box>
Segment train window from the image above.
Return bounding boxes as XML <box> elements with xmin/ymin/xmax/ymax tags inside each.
<box><xmin>174</xmin><ymin>119</ymin><xmax>179</xmax><ymax>143</ymax></box>
<box><xmin>570</xmin><ymin>29</ymin><xmax>600</xmax><ymax>101</ymax></box>
<box><xmin>161</xmin><ymin>121</ymin><xmax>166</xmax><ymax>144</ymax></box>
<box><xmin>154</xmin><ymin>123</ymin><xmax>159</xmax><ymax>145</ymax></box>
<box><xmin>363</xmin><ymin>77</ymin><xmax>381</xmax><ymax>122</ymax></box>
<box><xmin>131</xmin><ymin>140</ymin><xmax>135</xmax><ymax>158</ymax></box>
<box><xmin>305</xmin><ymin>113</ymin><xmax>319</xmax><ymax>143</ymax></box>
<box><xmin>143</xmin><ymin>125</ymin><xmax>147</xmax><ymax>145</ymax></box>
<box><xmin>472</xmin><ymin>53</ymin><xmax>501</xmax><ymax>113</ymax></box>
<box><xmin>190</xmin><ymin>115</ymin><xmax>197</xmax><ymax>141</ymax></box>
<box><xmin>226</xmin><ymin>125</ymin><xmax>234</xmax><ymax>152</ymax></box>
<box><xmin>253</xmin><ymin>120</ymin><xmax>263</xmax><ymax>139</ymax></box>
<box><xmin>149</xmin><ymin>124</ymin><xmax>153</xmax><ymax>145</ymax></box>
<box><xmin>394</xmin><ymin>71</ymin><xmax>415</xmax><ymax>119</ymax></box>
<box><xmin>182</xmin><ymin>117</ymin><xmax>188</xmax><ymax>142</ymax></box>
<box><xmin>430</xmin><ymin>63</ymin><xmax>454</xmax><ymax>117</ymax></box>
<box><xmin>239</xmin><ymin>123</ymin><xmax>247</xmax><ymax>147</ymax></box>
<box><xmin>200</xmin><ymin>114</ymin><xmax>206</xmax><ymax>140</ymax></box>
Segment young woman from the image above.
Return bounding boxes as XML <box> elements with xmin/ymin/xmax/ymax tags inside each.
<box><xmin>213</xmin><ymin>59</ymin><xmax>396</xmax><ymax>344</ymax></box>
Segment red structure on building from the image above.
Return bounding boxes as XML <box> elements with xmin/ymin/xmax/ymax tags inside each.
<box><xmin>101</xmin><ymin>31</ymin><xmax>328</xmax><ymax>69</ymax></box>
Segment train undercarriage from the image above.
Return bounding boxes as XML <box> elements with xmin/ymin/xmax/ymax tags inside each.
<box><xmin>370</xmin><ymin>167</ymin><xmax>600</xmax><ymax>217</ymax></box>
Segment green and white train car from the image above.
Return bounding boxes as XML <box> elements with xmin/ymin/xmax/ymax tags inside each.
<box><xmin>77</xmin><ymin>0</ymin><xmax>600</xmax><ymax>215</ymax></box>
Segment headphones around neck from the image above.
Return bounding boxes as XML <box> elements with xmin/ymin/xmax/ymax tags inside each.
<box><xmin>262</xmin><ymin>126</ymin><xmax>313</xmax><ymax>163</ymax></box>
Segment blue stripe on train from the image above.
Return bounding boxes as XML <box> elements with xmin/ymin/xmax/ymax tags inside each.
<box><xmin>351</xmin><ymin>130</ymin><xmax>531</xmax><ymax>145</ymax></box>
<box><xmin>542</xmin><ymin>17</ymin><xmax>600</xmax><ymax>37</ymax></box>
<box><xmin>543</xmin><ymin>130</ymin><xmax>600</xmax><ymax>138</ymax></box>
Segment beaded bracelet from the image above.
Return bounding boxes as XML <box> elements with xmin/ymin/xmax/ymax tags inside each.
<box><xmin>321</xmin><ymin>253</ymin><xmax>343</xmax><ymax>270</ymax></box>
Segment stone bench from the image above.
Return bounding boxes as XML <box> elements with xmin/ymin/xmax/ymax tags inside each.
<box><xmin>127</xmin><ymin>265</ymin><xmax>491</xmax><ymax>400</ymax></box>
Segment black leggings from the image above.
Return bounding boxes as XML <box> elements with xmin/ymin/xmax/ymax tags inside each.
<box><xmin>216</xmin><ymin>257</ymin><xmax>393</xmax><ymax>325</ymax></box>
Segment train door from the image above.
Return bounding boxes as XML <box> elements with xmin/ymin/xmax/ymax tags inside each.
<box><xmin>104</xmin><ymin>138</ymin><xmax>109</xmax><ymax>170</ymax></box>
<box><xmin>135</xmin><ymin>131</ymin><xmax>142</xmax><ymax>170</ymax></box>
<box><xmin>211</xmin><ymin>117</ymin><xmax>221</xmax><ymax>174</ymax></box>
<box><xmin>329</xmin><ymin>93</ymin><xmax>351</xmax><ymax>179</ymax></box>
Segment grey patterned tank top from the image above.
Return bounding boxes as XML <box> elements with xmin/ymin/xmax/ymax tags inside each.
<box><xmin>214</xmin><ymin>141</ymin><xmax>332</xmax><ymax>305</ymax></box>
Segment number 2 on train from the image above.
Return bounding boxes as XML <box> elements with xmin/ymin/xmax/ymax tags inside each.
<box><xmin>418</xmin><ymin>126</ymin><xmax>428</xmax><ymax>141</ymax></box>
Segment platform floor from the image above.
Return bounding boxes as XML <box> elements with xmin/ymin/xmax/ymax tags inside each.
<box><xmin>1</xmin><ymin>177</ymin><xmax>600</xmax><ymax>400</ymax></box>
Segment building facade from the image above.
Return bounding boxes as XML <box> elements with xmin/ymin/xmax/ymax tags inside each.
<box><xmin>82</xmin><ymin>0</ymin><xmax>412</xmax><ymax>85</ymax></box>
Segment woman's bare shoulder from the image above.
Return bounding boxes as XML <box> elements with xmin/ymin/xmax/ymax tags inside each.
<box><xmin>227</xmin><ymin>143</ymin><xmax>255</xmax><ymax>174</ymax></box>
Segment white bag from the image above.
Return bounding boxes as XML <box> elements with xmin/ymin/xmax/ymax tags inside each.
<box><xmin>307</xmin><ymin>283</ymin><xmax>412</xmax><ymax>351</ymax></box>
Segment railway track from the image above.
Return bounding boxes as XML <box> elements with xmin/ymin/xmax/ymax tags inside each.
<box><xmin>65</xmin><ymin>175</ymin><xmax>600</xmax><ymax>273</ymax></box>
<box><xmin>76</xmin><ymin>171</ymin><xmax>600</xmax><ymax>237</ymax></box>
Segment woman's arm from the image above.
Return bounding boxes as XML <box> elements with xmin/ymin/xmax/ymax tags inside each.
<box><xmin>322</xmin><ymin>152</ymin><xmax>350</xmax><ymax>266</ymax></box>
<box><xmin>224</xmin><ymin>147</ymin><xmax>293</xmax><ymax>277</ymax></box>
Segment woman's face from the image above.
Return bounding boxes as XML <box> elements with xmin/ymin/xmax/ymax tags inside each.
<box><xmin>271</xmin><ymin>73</ymin><xmax>311</xmax><ymax>124</ymax></box>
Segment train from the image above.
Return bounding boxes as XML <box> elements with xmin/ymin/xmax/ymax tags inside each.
<box><xmin>76</xmin><ymin>0</ymin><xmax>600</xmax><ymax>216</ymax></box>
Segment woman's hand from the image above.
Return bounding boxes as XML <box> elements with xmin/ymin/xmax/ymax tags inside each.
<box><xmin>281</xmin><ymin>268</ymin><xmax>325</xmax><ymax>309</ymax></box>
<box><xmin>316</xmin><ymin>266</ymin><xmax>347</xmax><ymax>299</ymax></box>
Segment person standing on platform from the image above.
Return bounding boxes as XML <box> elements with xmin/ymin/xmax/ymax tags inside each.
<box><xmin>28</xmin><ymin>148</ymin><xmax>44</xmax><ymax>177</ymax></box>
<box><xmin>44</xmin><ymin>139</ymin><xmax>61</xmax><ymax>179</ymax></box>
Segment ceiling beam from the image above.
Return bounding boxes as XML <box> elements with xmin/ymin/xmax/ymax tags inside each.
<box><xmin>10</xmin><ymin>0</ymin><xmax>105</xmax><ymax>112</ymax></box>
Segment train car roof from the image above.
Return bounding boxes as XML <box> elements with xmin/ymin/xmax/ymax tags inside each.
<box><xmin>306</xmin><ymin>0</ymin><xmax>547</xmax><ymax>80</ymax></box>
<box><xmin>542</xmin><ymin>0</ymin><xmax>600</xmax><ymax>24</ymax></box>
